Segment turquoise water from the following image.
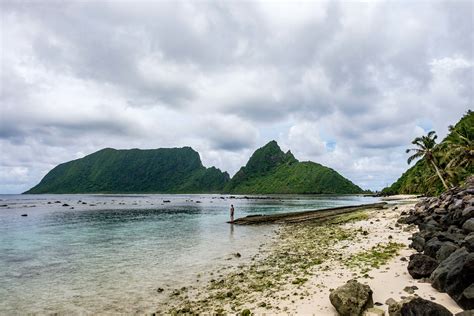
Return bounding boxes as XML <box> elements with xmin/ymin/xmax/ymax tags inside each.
<box><xmin>0</xmin><ymin>194</ymin><xmax>378</xmax><ymax>313</ymax></box>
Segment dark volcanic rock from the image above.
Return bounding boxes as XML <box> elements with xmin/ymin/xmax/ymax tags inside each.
<box><xmin>410</xmin><ymin>234</ymin><xmax>426</xmax><ymax>252</ymax></box>
<box><xmin>463</xmin><ymin>234</ymin><xmax>474</xmax><ymax>252</ymax></box>
<box><xmin>463</xmin><ymin>218</ymin><xmax>474</xmax><ymax>233</ymax></box>
<box><xmin>431</xmin><ymin>248</ymin><xmax>468</xmax><ymax>292</ymax></box>
<box><xmin>400</xmin><ymin>178</ymin><xmax>474</xmax><ymax>309</ymax></box>
<box><xmin>430</xmin><ymin>248</ymin><xmax>474</xmax><ymax>309</ymax></box>
<box><xmin>400</xmin><ymin>214</ymin><xmax>421</xmax><ymax>225</ymax></box>
<box><xmin>436</xmin><ymin>242</ymin><xmax>459</xmax><ymax>262</ymax></box>
<box><xmin>458</xmin><ymin>284</ymin><xmax>474</xmax><ymax>310</ymax></box>
<box><xmin>436</xmin><ymin>231</ymin><xmax>466</xmax><ymax>245</ymax></box>
<box><xmin>399</xmin><ymin>297</ymin><xmax>452</xmax><ymax>316</ymax></box>
<box><xmin>424</xmin><ymin>237</ymin><xmax>444</xmax><ymax>258</ymax></box>
<box><xmin>407</xmin><ymin>254</ymin><xmax>439</xmax><ymax>279</ymax></box>
<box><xmin>329</xmin><ymin>279</ymin><xmax>374</xmax><ymax>316</ymax></box>
<box><xmin>462</xmin><ymin>207</ymin><xmax>474</xmax><ymax>223</ymax></box>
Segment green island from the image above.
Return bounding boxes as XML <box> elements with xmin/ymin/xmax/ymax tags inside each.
<box><xmin>25</xmin><ymin>140</ymin><xmax>362</xmax><ymax>194</ymax></box>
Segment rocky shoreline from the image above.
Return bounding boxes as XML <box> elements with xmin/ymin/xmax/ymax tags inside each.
<box><xmin>398</xmin><ymin>177</ymin><xmax>474</xmax><ymax>312</ymax></box>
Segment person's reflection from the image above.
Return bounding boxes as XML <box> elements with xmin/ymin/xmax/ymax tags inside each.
<box><xmin>229</xmin><ymin>222</ymin><xmax>234</xmax><ymax>238</ymax></box>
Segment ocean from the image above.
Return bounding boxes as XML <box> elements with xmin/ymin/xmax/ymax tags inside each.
<box><xmin>0</xmin><ymin>194</ymin><xmax>379</xmax><ymax>313</ymax></box>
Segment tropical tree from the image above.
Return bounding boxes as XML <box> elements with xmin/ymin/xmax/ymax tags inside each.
<box><xmin>406</xmin><ymin>131</ymin><xmax>450</xmax><ymax>190</ymax></box>
<box><xmin>445</xmin><ymin>123</ymin><xmax>474</xmax><ymax>170</ymax></box>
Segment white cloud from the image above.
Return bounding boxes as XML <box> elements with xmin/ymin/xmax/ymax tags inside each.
<box><xmin>0</xmin><ymin>0</ymin><xmax>472</xmax><ymax>193</ymax></box>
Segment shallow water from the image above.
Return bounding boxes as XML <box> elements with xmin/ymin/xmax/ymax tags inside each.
<box><xmin>0</xmin><ymin>194</ymin><xmax>378</xmax><ymax>313</ymax></box>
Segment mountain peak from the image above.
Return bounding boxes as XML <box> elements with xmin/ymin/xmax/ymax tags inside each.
<box><xmin>224</xmin><ymin>140</ymin><xmax>362</xmax><ymax>194</ymax></box>
<box><xmin>245</xmin><ymin>141</ymin><xmax>297</xmax><ymax>173</ymax></box>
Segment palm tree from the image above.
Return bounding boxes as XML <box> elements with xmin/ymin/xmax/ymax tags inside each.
<box><xmin>445</xmin><ymin>124</ymin><xmax>473</xmax><ymax>170</ymax></box>
<box><xmin>406</xmin><ymin>131</ymin><xmax>450</xmax><ymax>190</ymax></box>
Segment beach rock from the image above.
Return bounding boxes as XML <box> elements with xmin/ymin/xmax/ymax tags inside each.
<box><xmin>364</xmin><ymin>307</ymin><xmax>385</xmax><ymax>316</ymax></box>
<box><xmin>403</xmin><ymin>286</ymin><xmax>418</xmax><ymax>294</ymax></box>
<box><xmin>329</xmin><ymin>279</ymin><xmax>374</xmax><ymax>316</ymax></box>
<box><xmin>387</xmin><ymin>297</ymin><xmax>414</xmax><ymax>316</ymax></box>
<box><xmin>436</xmin><ymin>242</ymin><xmax>459</xmax><ymax>262</ymax></box>
<box><xmin>462</xmin><ymin>207</ymin><xmax>474</xmax><ymax>223</ymax></box>
<box><xmin>407</xmin><ymin>254</ymin><xmax>438</xmax><ymax>279</ymax></box>
<box><xmin>436</xmin><ymin>232</ymin><xmax>465</xmax><ymax>245</ymax></box>
<box><xmin>410</xmin><ymin>235</ymin><xmax>425</xmax><ymax>252</ymax></box>
<box><xmin>431</xmin><ymin>248</ymin><xmax>467</xmax><ymax>291</ymax></box>
<box><xmin>430</xmin><ymin>248</ymin><xmax>474</xmax><ymax>309</ymax></box>
<box><xmin>400</xmin><ymin>214</ymin><xmax>420</xmax><ymax>225</ymax></box>
<box><xmin>463</xmin><ymin>234</ymin><xmax>474</xmax><ymax>252</ymax></box>
<box><xmin>463</xmin><ymin>218</ymin><xmax>474</xmax><ymax>233</ymax></box>
<box><xmin>399</xmin><ymin>297</ymin><xmax>452</xmax><ymax>316</ymax></box>
<box><xmin>241</xmin><ymin>309</ymin><xmax>251</xmax><ymax>316</ymax></box>
<box><xmin>457</xmin><ymin>284</ymin><xmax>474</xmax><ymax>310</ymax></box>
<box><xmin>386</xmin><ymin>298</ymin><xmax>397</xmax><ymax>306</ymax></box>
<box><xmin>424</xmin><ymin>238</ymin><xmax>444</xmax><ymax>258</ymax></box>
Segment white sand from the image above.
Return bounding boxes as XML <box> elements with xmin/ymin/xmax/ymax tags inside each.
<box><xmin>252</xmin><ymin>203</ymin><xmax>463</xmax><ymax>315</ymax></box>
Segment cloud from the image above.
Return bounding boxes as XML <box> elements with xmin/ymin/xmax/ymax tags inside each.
<box><xmin>0</xmin><ymin>0</ymin><xmax>472</xmax><ymax>193</ymax></box>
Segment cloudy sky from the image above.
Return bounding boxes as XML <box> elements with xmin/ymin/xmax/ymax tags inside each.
<box><xmin>0</xmin><ymin>0</ymin><xmax>472</xmax><ymax>194</ymax></box>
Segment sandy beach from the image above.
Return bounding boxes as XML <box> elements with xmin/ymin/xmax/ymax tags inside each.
<box><xmin>161</xmin><ymin>200</ymin><xmax>464</xmax><ymax>315</ymax></box>
<box><xmin>264</xmin><ymin>202</ymin><xmax>463</xmax><ymax>315</ymax></box>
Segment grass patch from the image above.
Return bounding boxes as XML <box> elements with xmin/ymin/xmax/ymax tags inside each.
<box><xmin>345</xmin><ymin>242</ymin><xmax>405</xmax><ymax>274</ymax></box>
<box><xmin>325</xmin><ymin>210</ymin><xmax>369</xmax><ymax>225</ymax></box>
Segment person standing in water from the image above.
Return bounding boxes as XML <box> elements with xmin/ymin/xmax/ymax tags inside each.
<box><xmin>230</xmin><ymin>204</ymin><xmax>235</xmax><ymax>222</ymax></box>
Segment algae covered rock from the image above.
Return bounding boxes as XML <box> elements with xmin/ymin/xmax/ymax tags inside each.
<box><xmin>387</xmin><ymin>296</ymin><xmax>414</xmax><ymax>316</ymax></box>
<box><xmin>329</xmin><ymin>279</ymin><xmax>374</xmax><ymax>316</ymax></box>
<box><xmin>364</xmin><ymin>307</ymin><xmax>385</xmax><ymax>315</ymax></box>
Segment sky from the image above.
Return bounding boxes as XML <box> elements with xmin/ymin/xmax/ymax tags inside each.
<box><xmin>0</xmin><ymin>0</ymin><xmax>472</xmax><ymax>194</ymax></box>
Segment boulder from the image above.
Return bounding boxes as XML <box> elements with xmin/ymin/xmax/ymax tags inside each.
<box><xmin>462</xmin><ymin>206</ymin><xmax>474</xmax><ymax>223</ymax></box>
<box><xmin>436</xmin><ymin>242</ymin><xmax>459</xmax><ymax>262</ymax></box>
<box><xmin>445</xmin><ymin>252</ymin><xmax>474</xmax><ymax>305</ymax></box>
<box><xmin>430</xmin><ymin>248</ymin><xmax>474</xmax><ymax>309</ymax></box>
<box><xmin>410</xmin><ymin>235</ymin><xmax>425</xmax><ymax>252</ymax></box>
<box><xmin>407</xmin><ymin>254</ymin><xmax>439</xmax><ymax>279</ymax></box>
<box><xmin>457</xmin><ymin>284</ymin><xmax>474</xmax><ymax>310</ymax></box>
<box><xmin>436</xmin><ymin>232</ymin><xmax>465</xmax><ymax>244</ymax></box>
<box><xmin>402</xmin><ymin>214</ymin><xmax>421</xmax><ymax>225</ymax></box>
<box><xmin>431</xmin><ymin>248</ymin><xmax>468</xmax><ymax>292</ymax></box>
<box><xmin>329</xmin><ymin>279</ymin><xmax>374</xmax><ymax>316</ymax></box>
<box><xmin>424</xmin><ymin>238</ymin><xmax>444</xmax><ymax>258</ymax></box>
<box><xmin>463</xmin><ymin>234</ymin><xmax>474</xmax><ymax>252</ymax></box>
<box><xmin>400</xmin><ymin>297</ymin><xmax>452</xmax><ymax>316</ymax></box>
<box><xmin>387</xmin><ymin>297</ymin><xmax>414</xmax><ymax>316</ymax></box>
<box><xmin>463</xmin><ymin>218</ymin><xmax>474</xmax><ymax>233</ymax></box>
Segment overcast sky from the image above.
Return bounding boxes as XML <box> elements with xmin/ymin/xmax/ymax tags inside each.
<box><xmin>0</xmin><ymin>0</ymin><xmax>472</xmax><ymax>194</ymax></box>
